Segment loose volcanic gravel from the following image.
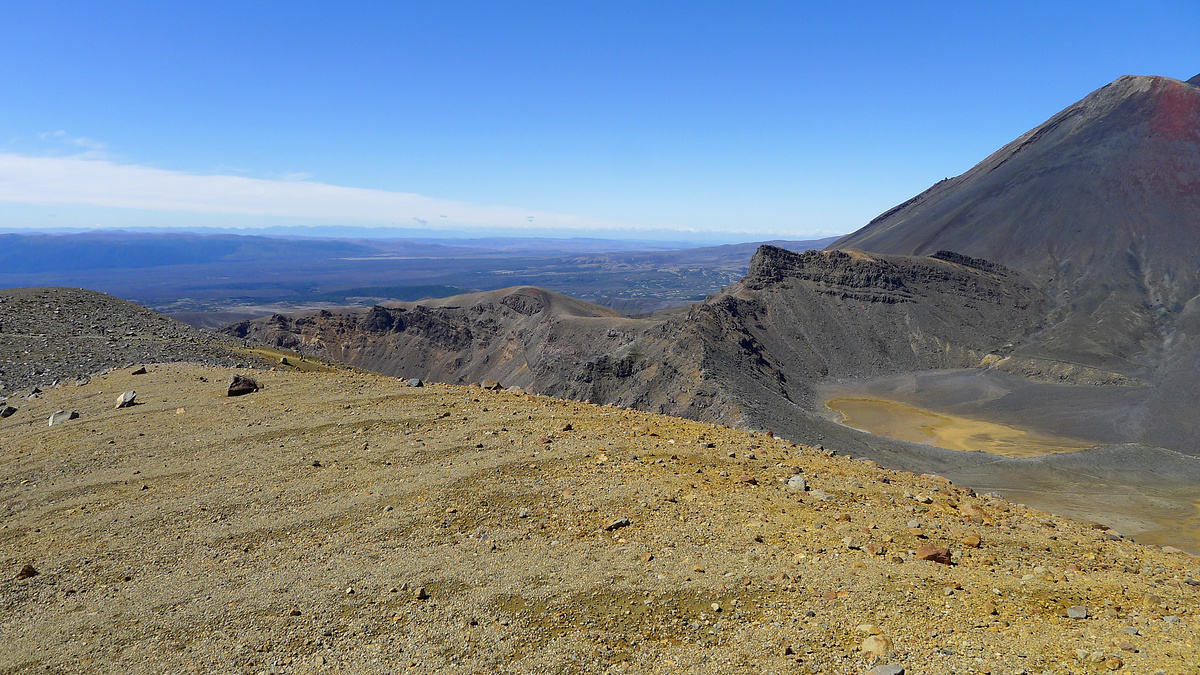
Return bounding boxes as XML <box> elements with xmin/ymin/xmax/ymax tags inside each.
<box><xmin>0</xmin><ymin>287</ymin><xmax>267</xmax><ymax>395</ymax></box>
<box><xmin>2</xmin><ymin>364</ymin><xmax>1198</xmax><ymax>674</ymax></box>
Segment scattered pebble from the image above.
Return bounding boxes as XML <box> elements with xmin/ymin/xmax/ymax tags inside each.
<box><xmin>227</xmin><ymin>374</ymin><xmax>259</xmax><ymax>397</ymax></box>
<box><xmin>861</xmin><ymin>635</ymin><xmax>895</xmax><ymax>658</ymax></box>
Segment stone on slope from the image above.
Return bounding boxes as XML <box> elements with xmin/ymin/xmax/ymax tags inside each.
<box><xmin>48</xmin><ymin>410</ymin><xmax>79</xmax><ymax>426</ymax></box>
<box><xmin>405</xmin><ymin>378</ymin><xmax>423</xmax><ymax>387</ymax></box>
<box><xmin>16</xmin><ymin>564</ymin><xmax>38</xmax><ymax>580</ymax></box>
<box><xmin>115</xmin><ymin>391</ymin><xmax>137</xmax><ymax>409</ymax></box>
<box><xmin>915</xmin><ymin>545</ymin><xmax>952</xmax><ymax>565</ymax></box>
<box><xmin>787</xmin><ymin>475</ymin><xmax>807</xmax><ymax>491</ymax></box>
<box><xmin>131</xmin><ymin>366</ymin><xmax>148</xmax><ymax>375</ymax></box>
<box><xmin>227</xmin><ymin>375</ymin><xmax>259</xmax><ymax>397</ymax></box>
<box><xmin>861</xmin><ymin>635</ymin><xmax>895</xmax><ymax>658</ymax></box>
<box><xmin>605</xmin><ymin>518</ymin><xmax>632</xmax><ymax>532</ymax></box>
<box><xmin>0</xmin><ymin>405</ymin><xmax>15</xmax><ymax>418</ymax></box>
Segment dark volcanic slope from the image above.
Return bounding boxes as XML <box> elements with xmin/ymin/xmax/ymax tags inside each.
<box><xmin>833</xmin><ymin>73</ymin><xmax>1200</xmax><ymax>373</ymax></box>
<box><xmin>0</xmin><ymin>287</ymin><xmax>261</xmax><ymax>394</ymax></box>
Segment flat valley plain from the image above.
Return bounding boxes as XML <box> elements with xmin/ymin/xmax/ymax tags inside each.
<box><xmin>3</xmin><ymin>363</ymin><xmax>1200</xmax><ymax>674</ymax></box>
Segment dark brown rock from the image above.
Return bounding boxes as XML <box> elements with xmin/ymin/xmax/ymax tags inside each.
<box><xmin>227</xmin><ymin>375</ymin><xmax>259</xmax><ymax>397</ymax></box>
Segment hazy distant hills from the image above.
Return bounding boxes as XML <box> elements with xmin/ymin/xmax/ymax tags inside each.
<box><xmin>0</xmin><ymin>231</ymin><xmax>835</xmax><ymax>317</ymax></box>
<box><xmin>0</xmin><ymin>232</ymin><xmax>385</xmax><ymax>273</ymax></box>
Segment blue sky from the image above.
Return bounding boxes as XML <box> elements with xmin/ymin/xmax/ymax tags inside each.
<box><xmin>1</xmin><ymin>1</ymin><xmax>1198</xmax><ymax>242</ymax></box>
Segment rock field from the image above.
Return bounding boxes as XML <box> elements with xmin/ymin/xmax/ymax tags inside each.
<box><xmin>2</xmin><ymin>363</ymin><xmax>1198</xmax><ymax>674</ymax></box>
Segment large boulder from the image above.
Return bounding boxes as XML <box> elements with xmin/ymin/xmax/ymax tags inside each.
<box><xmin>115</xmin><ymin>391</ymin><xmax>137</xmax><ymax>409</ymax></box>
<box><xmin>1</xmin><ymin>404</ymin><xmax>16</xmax><ymax>418</ymax></box>
<box><xmin>227</xmin><ymin>375</ymin><xmax>259</xmax><ymax>397</ymax></box>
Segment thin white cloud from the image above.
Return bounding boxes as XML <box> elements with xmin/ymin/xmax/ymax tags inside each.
<box><xmin>38</xmin><ymin>130</ymin><xmax>107</xmax><ymax>152</ymax></box>
<box><xmin>0</xmin><ymin>153</ymin><xmax>639</xmax><ymax>231</ymax></box>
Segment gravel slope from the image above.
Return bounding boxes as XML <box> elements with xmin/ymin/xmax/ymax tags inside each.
<box><xmin>3</xmin><ymin>364</ymin><xmax>1198</xmax><ymax>674</ymax></box>
<box><xmin>0</xmin><ymin>287</ymin><xmax>264</xmax><ymax>395</ymax></box>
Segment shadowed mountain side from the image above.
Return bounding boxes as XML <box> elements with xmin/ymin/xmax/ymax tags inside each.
<box><xmin>223</xmin><ymin>246</ymin><xmax>1047</xmax><ymax>427</ymax></box>
<box><xmin>832</xmin><ymin>74</ymin><xmax>1200</xmax><ymax>374</ymax></box>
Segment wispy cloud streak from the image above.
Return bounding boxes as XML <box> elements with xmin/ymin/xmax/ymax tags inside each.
<box><xmin>0</xmin><ymin>154</ymin><xmax>634</xmax><ymax>231</ymax></box>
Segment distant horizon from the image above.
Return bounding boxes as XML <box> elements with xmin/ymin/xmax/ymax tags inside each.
<box><xmin>2</xmin><ymin>2</ymin><xmax>1196</xmax><ymax>239</ymax></box>
<box><xmin>0</xmin><ymin>223</ymin><xmax>846</xmax><ymax>248</ymax></box>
